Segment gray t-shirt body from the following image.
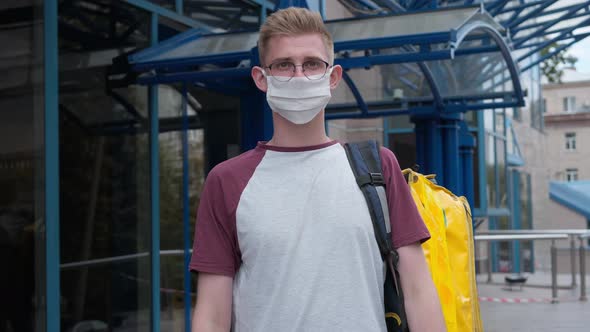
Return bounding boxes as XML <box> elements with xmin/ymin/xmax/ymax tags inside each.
<box><xmin>190</xmin><ymin>141</ymin><xmax>430</xmax><ymax>332</ymax></box>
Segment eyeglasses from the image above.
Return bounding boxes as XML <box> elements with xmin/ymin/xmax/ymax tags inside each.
<box><xmin>265</xmin><ymin>59</ymin><xmax>331</xmax><ymax>82</ymax></box>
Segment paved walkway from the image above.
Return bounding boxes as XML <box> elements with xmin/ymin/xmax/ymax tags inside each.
<box><xmin>477</xmin><ymin>273</ymin><xmax>590</xmax><ymax>331</ymax></box>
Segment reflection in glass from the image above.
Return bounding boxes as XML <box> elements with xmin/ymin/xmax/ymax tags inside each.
<box><xmin>329</xmin><ymin>60</ymin><xmax>433</xmax><ymax>110</ymax></box>
<box><xmin>388</xmin><ymin>133</ymin><xmax>416</xmax><ymax>170</ymax></box>
<box><xmin>59</xmin><ymin>120</ymin><xmax>152</xmax><ymax>331</ymax></box>
<box><xmin>430</xmin><ymin>39</ymin><xmax>512</xmax><ymax>99</ymax></box>
<box><xmin>387</xmin><ymin>115</ymin><xmax>413</xmax><ymax>130</ymax></box>
<box><xmin>520</xmin><ymin>173</ymin><xmax>533</xmax><ymax>272</ymax></box>
<box><xmin>0</xmin><ymin>1</ymin><xmax>44</xmax><ymax>330</ymax></box>
<box><xmin>473</xmin><ymin>142</ymin><xmax>480</xmax><ymax>210</ymax></box>
<box><xmin>496</xmin><ymin>137</ymin><xmax>507</xmax><ymax>208</ymax></box>
<box><xmin>486</xmin><ymin>133</ymin><xmax>496</xmax><ymax>207</ymax></box>
<box><xmin>159</xmin><ymin>128</ymin><xmax>205</xmax><ymax>331</ymax></box>
<box><xmin>497</xmin><ymin>216</ymin><xmax>513</xmax><ymax>273</ymax></box>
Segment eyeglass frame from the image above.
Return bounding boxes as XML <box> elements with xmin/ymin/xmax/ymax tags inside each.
<box><xmin>264</xmin><ymin>59</ymin><xmax>332</xmax><ymax>81</ymax></box>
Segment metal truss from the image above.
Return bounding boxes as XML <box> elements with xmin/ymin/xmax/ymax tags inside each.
<box><xmin>128</xmin><ymin>5</ymin><xmax>524</xmax><ymax>118</ymax></box>
<box><xmin>345</xmin><ymin>0</ymin><xmax>590</xmax><ymax>74</ymax></box>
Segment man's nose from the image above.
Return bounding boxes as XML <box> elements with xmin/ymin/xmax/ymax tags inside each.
<box><xmin>293</xmin><ymin>65</ymin><xmax>306</xmax><ymax>77</ymax></box>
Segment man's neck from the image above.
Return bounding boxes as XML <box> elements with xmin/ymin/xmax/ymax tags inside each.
<box><xmin>268</xmin><ymin>111</ymin><xmax>331</xmax><ymax>147</ymax></box>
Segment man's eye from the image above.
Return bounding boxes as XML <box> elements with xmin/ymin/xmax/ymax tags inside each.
<box><xmin>276</xmin><ymin>62</ymin><xmax>292</xmax><ymax>70</ymax></box>
<box><xmin>305</xmin><ymin>61</ymin><xmax>320</xmax><ymax>69</ymax></box>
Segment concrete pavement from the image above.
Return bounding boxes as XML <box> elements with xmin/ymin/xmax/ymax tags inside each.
<box><xmin>477</xmin><ymin>273</ymin><xmax>590</xmax><ymax>331</ymax></box>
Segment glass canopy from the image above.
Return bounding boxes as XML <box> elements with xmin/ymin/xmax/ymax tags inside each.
<box><xmin>131</xmin><ymin>6</ymin><xmax>502</xmax><ymax>65</ymax></box>
<box><xmin>128</xmin><ymin>5</ymin><xmax>524</xmax><ymax>117</ymax></box>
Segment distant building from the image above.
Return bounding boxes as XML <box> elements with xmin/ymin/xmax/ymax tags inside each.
<box><xmin>518</xmin><ymin>68</ymin><xmax>590</xmax><ymax>271</ymax></box>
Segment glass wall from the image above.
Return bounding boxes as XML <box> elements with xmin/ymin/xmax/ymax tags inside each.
<box><xmin>484</xmin><ymin>108</ymin><xmax>508</xmax><ymax>212</ymax></box>
<box><xmin>0</xmin><ymin>0</ymin><xmax>45</xmax><ymax>331</ymax></box>
<box><xmin>158</xmin><ymin>116</ymin><xmax>205</xmax><ymax>331</ymax></box>
<box><xmin>519</xmin><ymin>172</ymin><xmax>533</xmax><ymax>272</ymax></box>
<box><xmin>59</xmin><ymin>82</ymin><xmax>153</xmax><ymax>331</ymax></box>
<box><xmin>56</xmin><ymin>2</ymin><xmax>204</xmax><ymax>331</ymax></box>
<box><xmin>384</xmin><ymin>115</ymin><xmax>416</xmax><ymax>170</ymax></box>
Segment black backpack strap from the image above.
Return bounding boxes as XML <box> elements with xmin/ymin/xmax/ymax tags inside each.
<box><xmin>343</xmin><ymin>140</ymin><xmax>394</xmax><ymax>260</ymax></box>
<box><xmin>344</xmin><ymin>140</ymin><xmax>408</xmax><ymax>332</ymax></box>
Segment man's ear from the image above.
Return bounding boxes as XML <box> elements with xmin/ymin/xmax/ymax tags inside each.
<box><xmin>329</xmin><ymin>65</ymin><xmax>343</xmax><ymax>90</ymax></box>
<box><xmin>251</xmin><ymin>66</ymin><xmax>268</xmax><ymax>92</ymax></box>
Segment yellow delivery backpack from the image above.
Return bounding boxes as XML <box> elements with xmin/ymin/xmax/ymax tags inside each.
<box><xmin>403</xmin><ymin>169</ymin><xmax>483</xmax><ymax>332</ymax></box>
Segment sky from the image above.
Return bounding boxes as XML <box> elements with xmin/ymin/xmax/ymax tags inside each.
<box><xmin>568</xmin><ymin>38</ymin><xmax>590</xmax><ymax>74</ymax></box>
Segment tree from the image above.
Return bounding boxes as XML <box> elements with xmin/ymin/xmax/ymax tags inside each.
<box><xmin>540</xmin><ymin>42</ymin><xmax>578</xmax><ymax>84</ymax></box>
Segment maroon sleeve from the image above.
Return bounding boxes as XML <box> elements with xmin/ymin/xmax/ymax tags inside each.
<box><xmin>380</xmin><ymin>147</ymin><xmax>431</xmax><ymax>249</ymax></box>
<box><xmin>189</xmin><ymin>167</ymin><xmax>241</xmax><ymax>276</ymax></box>
<box><xmin>189</xmin><ymin>147</ymin><xmax>266</xmax><ymax>276</ymax></box>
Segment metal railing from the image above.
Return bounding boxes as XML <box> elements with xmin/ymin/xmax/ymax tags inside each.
<box><xmin>60</xmin><ymin>249</ymin><xmax>189</xmax><ymax>270</ymax></box>
<box><xmin>580</xmin><ymin>232</ymin><xmax>590</xmax><ymax>302</ymax></box>
<box><xmin>474</xmin><ymin>230</ymin><xmax>590</xmax><ymax>303</ymax></box>
<box><xmin>478</xmin><ymin>229</ymin><xmax>590</xmax><ymax>288</ymax></box>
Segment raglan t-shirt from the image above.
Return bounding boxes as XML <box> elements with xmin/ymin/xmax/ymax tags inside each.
<box><xmin>189</xmin><ymin>140</ymin><xmax>430</xmax><ymax>332</ymax></box>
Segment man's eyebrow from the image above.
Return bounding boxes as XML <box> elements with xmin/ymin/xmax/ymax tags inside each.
<box><xmin>269</xmin><ymin>57</ymin><xmax>294</xmax><ymax>63</ymax></box>
<box><xmin>269</xmin><ymin>56</ymin><xmax>327</xmax><ymax>63</ymax></box>
<box><xmin>303</xmin><ymin>56</ymin><xmax>326</xmax><ymax>61</ymax></box>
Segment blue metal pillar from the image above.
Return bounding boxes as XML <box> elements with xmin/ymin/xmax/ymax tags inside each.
<box><xmin>441</xmin><ymin>114</ymin><xmax>461</xmax><ymax>194</ymax></box>
<box><xmin>413</xmin><ymin>116</ymin><xmax>443</xmax><ymax>183</ymax></box>
<box><xmin>45</xmin><ymin>0</ymin><xmax>60</xmax><ymax>330</ymax></box>
<box><xmin>149</xmin><ymin>13</ymin><xmax>161</xmax><ymax>332</ymax></box>
<box><xmin>277</xmin><ymin>0</ymin><xmax>310</xmax><ymax>9</ymax></box>
<box><xmin>240</xmin><ymin>91</ymin><xmax>273</xmax><ymax>151</ymax></box>
<box><xmin>512</xmin><ymin>169</ymin><xmax>522</xmax><ymax>273</ymax></box>
<box><xmin>181</xmin><ymin>83</ymin><xmax>191</xmax><ymax>332</ymax></box>
<box><xmin>459</xmin><ymin>121</ymin><xmax>476</xmax><ymax>209</ymax></box>
<box><xmin>175</xmin><ymin>0</ymin><xmax>183</xmax><ymax>14</ymax></box>
<box><xmin>241</xmin><ymin>47</ymin><xmax>273</xmax><ymax>151</ymax></box>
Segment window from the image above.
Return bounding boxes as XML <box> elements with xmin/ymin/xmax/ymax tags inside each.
<box><xmin>566</xmin><ymin>168</ymin><xmax>578</xmax><ymax>182</ymax></box>
<box><xmin>543</xmin><ymin>99</ymin><xmax>547</xmax><ymax>113</ymax></box>
<box><xmin>563</xmin><ymin>96</ymin><xmax>576</xmax><ymax>112</ymax></box>
<box><xmin>565</xmin><ymin>132</ymin><xmax>577</xmax><ymax>151</ymax></box>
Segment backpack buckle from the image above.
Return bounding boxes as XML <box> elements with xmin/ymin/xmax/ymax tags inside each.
<box><xmin>357</xmin><ymin>172</ymin><xmax>385</xmax><ymax>187</ymax></box>
<box><xmin>369</xmin><ymin>173</ymin><xmax>384</xmax><ymax>185</ymax></box>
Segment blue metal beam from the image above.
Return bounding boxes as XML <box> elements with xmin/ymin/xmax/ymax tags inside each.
<box><xmin>514</xmin><ymin>24</ymin><xmax>589</xmax><ymax>47</ymax></box>
<box><xmin>137</xmin><ymin>67</ymin><xmax>251</xmax><ymax>85</ymax></box>
<box><xmin>124</xmin><ymin>0</ymin><xmax>215</xmax><ymax>30</ymax></box>
<box><xmin>519</xmin><ymin>33</ymin><xmax>590</xmax><ymax>72</ymax></box>
<box><xmin>133</xmin><ymin>51</ymin><xmax>250</xmax><ymax>71</ymax></box>
<box><xmin>45</xmin><ymin>0</ymin><xmax>60</xmax><ymax>331</ymax></box>
<box><xmin>517</xmin><ymin>17</ymin><xmax>590</xmax><ymax>61</ymax></box>
<box><xmin>176</xmin><ymin>0</ymin><xmax>183</xmax><ymax>14</ymax></box>
<box><xmin>496</xmin><ymin>0</ymin><xmax>547</xmax><ymax>15</ymax></box>
<box><xmin>473</xmin><ymin>25</ymin><xmax>525</xmax><ymax>108</ymax></box>
<box><xmin>149</xmin><ymin>13</ymin><xmax>161</xmax><ymax>332</ymax></box>
<box><xmin>336</xmin><ymin>49</ymin><xmax>452</xmax><ymax>69</ymax></box>
<box><xmin>334</xmin><ymin>33</ymin><xmax>452</xmax><ymax>53</ymax></box>
<box><xmin>512</xmin><ymin>2</ymin><xmax>588</xmax><ymax>45</ymax></box>
<box><xmin>248</xmin><ymin>0</ymin><xmax>282</xmax><ymax>9</ymax></box>
<box><xmin>488</xmin><ymin>0</ymin><xmax>512</xmax><ymax>15</ymax></box>
<box><xmin>342</xmin><ymin>71</ymin><xmax>369</xmax><ymax>115</ymax></box>
<box><xmin>504</xmin><ymin>0</ymin><xmax>557</xmax><ymax>29</ymax></box>
<box><xmin>348</xmin><ymin>0</ymin><xmax>383</xmax><ymax>10</ymax></box>
<box><xmin>513</xmin><ymin>2</ymin><xmax>590</xmax><ymax>33</ymax></box>
<box><xmin>129</xmin><ymin>28</ymin><xmax>206</xmax><ymax>64</ymax></box>
<box><xmin>326</xmin><ymin>108</ymin><xmax>411</xmax><ymax>119</ymax></box>
<box><xmin>513</xmin><ymin>12</ymin><xmax>588</xmax><ymax>34</ymax></box>
<box><xmin>181</xmin><ymin>83</ymin><xmax>191</xmax><ymax>332</ymax></box>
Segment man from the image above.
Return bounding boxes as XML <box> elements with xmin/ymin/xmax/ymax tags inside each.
<box><xmin>190</xmin><ymin>7</ymin><xmax>445</xmax><ymax>332</ymax></box>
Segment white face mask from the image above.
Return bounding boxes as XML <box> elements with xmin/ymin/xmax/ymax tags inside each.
<box><xmin>264</xmin><ymin>69</ymin><xmax>333</xmax><ymax>125</ymax></box>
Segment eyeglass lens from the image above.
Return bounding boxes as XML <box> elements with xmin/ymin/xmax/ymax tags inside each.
<box><xmin>269</xmin><ymin>60</ymin><xmax>329</xmax><ymax>81</ymax></box>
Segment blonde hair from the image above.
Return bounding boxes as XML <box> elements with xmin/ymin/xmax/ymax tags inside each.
<box><xmin>258</xmin><ymin>7</ymin><xmax>334</xmax><ymax>66</ymax></box>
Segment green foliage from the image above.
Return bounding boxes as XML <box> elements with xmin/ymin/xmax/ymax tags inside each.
<box><xmin>540</xmin><ymin>42</ymin><xmax>578</xmax><ymax>84</ymax></box>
